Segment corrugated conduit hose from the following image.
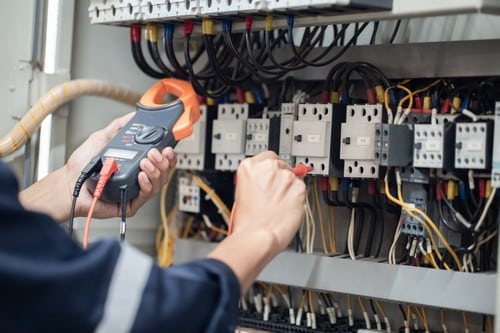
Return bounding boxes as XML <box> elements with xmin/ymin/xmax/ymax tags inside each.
<box><xmin>0</xmin><ymin>79</ymin><xmax>143</xmax><ymax>157</ymax></box>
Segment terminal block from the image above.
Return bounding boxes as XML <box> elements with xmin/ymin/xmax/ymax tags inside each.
<box><xmin>89</xmin><ymin>0</ymin><xmax>142</xmax><ymax>24</ymax></box>
<box><xmin>400</xmin><ymin>183</ymin><xmax>427</xmax><ymax>237</ymax></box>
<box><xmin>455</xmin><ymin>121</ymin><xmax>493</xmax><ymax>170</ymax></box>
<box><xmin>374</xmin><ymin>124</ymin><xmax>413</xmax><ymax>167</ymax></box>
<box><xmin>493</xmin><ymin>102</ymin><xmax>500</xmax><ymax>187</ymax></box>
<box><xmin>279</xmin><ymin>103</ymin><xmax>299</xmax><ymax>166</ymax></box>
<box><xmin>413</xmin><ymin>123</ymin><xmax>455</xmax><ymax>170</ymax></box>
<box><xmin>177</xmin><ymin>176</ymin><xmax>201</xmax><ymax>213</ymax></box>
<box><xmin>211</xmin><ymin>103</ymin><xmax>249</xmax><ymax>171</ymax></box>
<box><xmin>177</xmin><ymin>105</ymin><xmax>215</xmax><ymax>171</ymax></box>
<box><xmin>291</xmin><ymin>103</ymin><xmax>333</xmax><ymax>175</ymax></box>
<box><xmin>340</xmin><ymin>104</ymin><xmax>383</xmax><ymax>178</ymax></box>
<box><xmin>245</xmin><ymin>117</ymin><xmax>281</xmax><ymax>156</ymax></box>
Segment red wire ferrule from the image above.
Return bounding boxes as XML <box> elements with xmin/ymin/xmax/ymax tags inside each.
<box><xmin>440</xmin><ymin>98</ymin><xmax>451</xmax><ymax>113</ymax></box>
<box><xmin>245</xmin><ymin>16</ymin><xmax>253</xmax><ymax>31</ymax></box>
<box><xmin>321</xmin><ymin>91</ymin><xmax>329</xmax><ymax>104</ymax></box>
<box><xmin>130</xmin><ymin>24</ymin><xmax>141</xmax><ymax>42</ymax></box>
<box><xmin>366</xmin><ymin>89</ymin><xmax>376</xmax><ymax>105</ymax></box>
<box><xmin>320</xmin><ymin>177</ymin><xmax>328</xmax><ymax>191</ymax></box>
<box><xmin>414</xmin><ymin>96</ymin><xmax>423</xmax><ymax>109</ymax></box>
<box><xmin>236</xmin><ymin>88</ymin><xmax>245</xmax><ymax>104</ymax></box>
<box><xmin>368</xmin><ymin>181</ymin><xmax>377</xmax><ymax>195</ymax></box>
<box><xmin>184</xmin><ymin>20</ymin><xmax>194</xmax><ymax>36</ymax></box>
<box><xmin>436</xmin><ymin>183</ymin><xmax>442</xmax><ymax>201</ymax></box>
<box><xmin>479</xmin><ymin>179</ymin><xmax>486</xmax><ymax>199</ymax></box>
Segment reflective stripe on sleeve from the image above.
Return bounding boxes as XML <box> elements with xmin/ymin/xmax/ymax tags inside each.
<box><xmin>95</xmin><ymin>243</ymin><xmax>153</xmax><ymax>333</ymax></box>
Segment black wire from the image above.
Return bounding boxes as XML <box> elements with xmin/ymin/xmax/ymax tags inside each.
<box><xmin>370</xmin><ymin>21</ymin><xmax>379</xmax><ymax>45</ymax></box>
<box><xmin>120</xmin><ymin>185</ymin><xmax>128</xmax><ymax>242</ymax></box>
<box><xmin>389</xmin><ymin>19</ymin><xmax>402</xmax><ymax>44</ymax></box>
<box><xmin>131</xmin><ymin>41</ymin><xmax>165</xmax><ymax>78</ymax></box>
<box><xmin>147</xmin><ymin>40</ymin><xmax>175</xmax><ymax>77</ymax></box>
<box><xmin>184</xmin><ymin>33</ymin><xmax>230</xmax><ymax>98</ymax></box>
<box><xmin>369</xmin><ymin>299</ymin><xmax>377</xmax><ymax>315</ymax></box>
<box><xmin>287</xmin><ymin>22</ymin><xmax>370</xmax><ymax>67</ymax></box>
<box><xmin>68</xmin><ymin>196</ymin><xmax>78</xmax><ymax>237</ymax></box>
<box><xmin>164</xmin><ymin>25</ymin><xmax>188</xmax><ymax>79</ymax></box>
<box><xmin>398</xmin><ymin>304</ymin><xmax>407</xmax><ymax>322</ymax></box>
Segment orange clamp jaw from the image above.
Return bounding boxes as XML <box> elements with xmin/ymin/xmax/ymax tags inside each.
<box><xmin>139</xmin><ymin>78</ymin><xmax>200</xmax><ymax>141</ymax></box>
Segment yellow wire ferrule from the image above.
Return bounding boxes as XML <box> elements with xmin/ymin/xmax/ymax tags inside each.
<box><xmin>375</xmin><ymin>85</ymin><xmax>385</xmax><ymax>103</ymax></box>
<box><xmin>146</xmin><ymin>24</ymin><xmax>158</xmax><ymax>42</ymax></box>
<box><xmin>202</xmin><ymin>18</ymin><xmax>214</xmax><ymax>35</ymax></box>
<box><xmin>329</xmin><ymin>177</ymin><xmax>339</xmax><ymax>191</ymax></box>
<box><xmin>265</xmin><ymin>15</ymin><xmax>273</xmax><ymax>31</ymax></box>
<box><xmin>446</xmin><ymin>181</ymin><xmax>456</xmax><ymax>200</ymax></box>
<box><xmin>486</xmin><ymin>180</ymin><xmax>492</xmax><ymax>198</ymax></box>
<box><xmin>330</xmin><ymin>91</ymin><xmax>340</xmax><ymax>104</ymax></box>
<box><xmin>245</xmin><ymin>91</ymin><xmax>255</xmax><ymax>104</ymax></box>
<box><xmin>451</xmin><ymin>96</ymin><xmax>461</xmax><ymax>114</ymax></box>
<box><xmin>423</xmin><ymin>96</ymin><xmax>431</xmax><ymax>110</ymax></box>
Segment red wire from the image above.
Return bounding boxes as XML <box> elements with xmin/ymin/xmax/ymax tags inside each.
<box><xmin>83</xmin><ymin>197</ymin><xmax>99</xmax><ymax>249</ymax></box>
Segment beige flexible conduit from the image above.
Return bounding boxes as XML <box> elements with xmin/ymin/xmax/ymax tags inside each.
<box><xmin>0</xmin><ymin>79</ymin><xmax>143</xmax><ymax>157</ymax></box>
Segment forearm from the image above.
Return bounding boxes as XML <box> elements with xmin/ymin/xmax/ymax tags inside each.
<box><xmin>208</xmin><ymin>229</ymin><xmax>279</xmax><ymax>295</ymax></box>
<box><xmin>19</xmin><ymin>166</ymin><xmax>71</xmax><ymax>222</ymax></box>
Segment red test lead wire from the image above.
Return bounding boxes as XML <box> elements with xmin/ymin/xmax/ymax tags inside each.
<box><xmin>83</xmin><ymin>157</ymin><xmax>119</xmax><ymax>249</ymax></box>
<box><xmin>227</xmin><ymin>163</ymin><xmax>313</xmax><ymax>235</ymax></box>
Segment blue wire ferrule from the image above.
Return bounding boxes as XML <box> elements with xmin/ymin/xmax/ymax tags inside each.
<box><xmin>341</xmin><ymin>90</ymin><xmax>351</xmax><ymax>105</ymax></box>
<box><xmin>461</xmin><ymin>97</ymin><xmax>471</xmax><ymax>110</ymax></box>
<box><xmin>222</xmin><ymin>18</ymin><xmax>232</xmax><ymax>33</ymax></box>
<box><xmin>164</xmin><ymin>23</ymin><xmax>175</xmax><ymax>39</ymax></box>
<box><xmin>341</xmin><ymin>178</ymin><xmax>350</xmax><ymax>193</ymax></box>
<box><xmin>253</xmin><ymin>89</ymin><xmax>264</xmax><ymax>105</ymax></box>
<box><xmin>287</xmin><ymin>14</ymin><xmax>295</xmax><ymax>30</ymax></box>
<box><xmin>459</xmin><ymin>182</ymin><xmax>468</xmax><ymax>201</ymax></box>
<box><xmin>431</xmin><ymin>92</ymin><xmax>440</xmax><ymax>109</ymax></box>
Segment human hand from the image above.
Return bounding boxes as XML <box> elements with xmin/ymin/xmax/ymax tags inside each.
<box><xmin>232</xmin><ymin>151</ymin><xmax>306</xmax><ymax>252</ymax></box>
<box><xmin>64</xmin><ymin>112</ymin><xmax>176</xmax><ymax>219</ymax></box>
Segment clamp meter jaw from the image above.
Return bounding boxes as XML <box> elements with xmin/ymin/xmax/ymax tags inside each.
<box><xmin>87</xmin><ymin>79</ymin><xmax>200</xmax><ymax>202</ymax></box>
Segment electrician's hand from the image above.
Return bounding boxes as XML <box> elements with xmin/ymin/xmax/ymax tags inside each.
<box><xmin>232</xmin><ymin>151</ymin><xmax>306</xmax><ymax>251</ymax></box>
<box><xmin>64</xmin><ymin>112</ymin><xmax>176</xmax><ymax>219</ymax></box>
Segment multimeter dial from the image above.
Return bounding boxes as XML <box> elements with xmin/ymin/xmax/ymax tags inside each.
<box><xmin>134</xmin><ymin>126</ymin><xmax>166</xmax><ymax>145</ymax></box>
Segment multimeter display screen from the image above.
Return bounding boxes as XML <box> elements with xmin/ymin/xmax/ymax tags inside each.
<box><xmin>104</xmin><ymin>148</ymin><xmax>138</xmax><ymax>160</ymax></box>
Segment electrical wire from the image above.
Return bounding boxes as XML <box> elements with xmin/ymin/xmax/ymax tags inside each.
<box><xmin>130</xmin><ymin>25</ymin><xmax>165</xmax><ymax>79</ymax></box>
<box><xmin>389</xmin><ymin>19</ymin><xmax>402</xmax><ymax>44</ymax></box>
<box><xmin>156</xmin><ymin>168</ymin><xmax>177</xmax><ymax>267</ymax></box>
<box><xmin>119</xmin><ymin>185</ymin><xmax>128</xmax><ymax>242</ymax></box>
<box><xmin>313</xmin><ymin>177</ymin><xmax>329</xmax><ymax>255</ymax></box>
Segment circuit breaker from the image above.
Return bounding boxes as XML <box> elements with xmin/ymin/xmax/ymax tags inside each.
<box><xmin>176</xmin><ymin>105</ymin><xmax>214</xmax><ymax>171</ymax></box>
<box><xmin>245</xmin><ymin>117</ymin><xmax>280</xmax><ymax>156</ymax></box>
<box><xmin>413</xmin><ymin>123</ymin><xmax>455</xmax><ymax>170</ymax></box>
<box><xmin>177</xmin><ymin>176</ymin><xmax>201</xmax><ymax>213</ymax></box>
<box><xmin>454</xmin><ymin>122</ymin><xmax>493</xmax><ymax>170</ymax></box>
<box><xmin>400</xmin><ymin>183</ymin><xmax>427</xmax><ymax>237</ymax></box>
<box><xmin>291</xmin><ymin>103</ymin><xmax>333</xmax><ymax>175</ymax></box>
<box><xmin>374</xmin><ymin>123</ymin><xmax>413</xmax><ymax>167</ymax></box>
<box><xmin>211</xmin><ymin>103</ymin><xmax>248</xmax><ymax>171</ymax></box>
<box><xmin>279</xmin><ymin>103</ymin><xmax>298</xmax><ymax>166</ymax></box>
<box><xmin>340</xmin><ymin>104</ymin><xmax>382</xmax><ymax>178</ymax></box>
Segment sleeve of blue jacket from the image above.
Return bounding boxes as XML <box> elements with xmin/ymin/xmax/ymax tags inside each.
<box><xmin>0</xmin><ymin>161</ymin><xmax>240</xmax><ymax>333</ymax></box>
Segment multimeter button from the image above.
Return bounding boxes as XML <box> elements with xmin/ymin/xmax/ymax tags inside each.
<box><xmin>134</xmin><ymin>126</ymin><xmax>166</xmax><ymax>144</ymax></box>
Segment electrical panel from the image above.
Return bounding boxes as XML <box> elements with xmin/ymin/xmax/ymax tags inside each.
<box><xmin>211</xmin><ymin>103</ymin><xmax>248</xmax><ymax>171</ymax></box>
<box><xmin>413</xmin><ymin>123</ymin><xmax>455</xmax><ymax>170</ymax></box>
<box><xmin>493</xmin><ymin>102</ymin><xmax>500</xmax><ymax>187</ymax></box>
<box><xmin>340</xmin><ymin>104</ymin><xmax>382</xmax><ymax>178</ymax></box>
<box><xmin>88</xmin><ymin>0</ymin><xmax>142</xmax><ymax>24</ymax></box>
<box><xmin>177</xmin><ymin>176</ymin><xmax>201</xmax><ymax>213</ymax></box>
<box><xmin>455</xmin><ymin>121</ymin><xmax>493</xmax><ymax>170</ymax></box>
<box><xmin>291</xmin><ymin>103</ymin><xmax>333</xmax><ymax>176</ymax></box>
<box><xmin>374</xmin><ymin>123</ymin><xmax>413</xmax><ymax>167</ymax></box>
<box><xmin>279</xmin><ymin>103</ymin><xmax>298</xmax><ymax>166</ymax></box>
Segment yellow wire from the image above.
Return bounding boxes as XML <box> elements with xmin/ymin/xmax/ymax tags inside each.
<box><xmin>156</xmin><ymin>168</ymin><xmax>177</xmax><ymax>267</ymax></box>
<box><xmin>462</xmin><ymin>312</ymin><xmax>470</xmax><ymax>331</ymax></box>
<box><xmin>182</xmin><ymin>216</ymin><xmax>195</xmax><ymax>238</ymax></box>
<box><xmin>308</xmin><ymin>291</ymin><xmax>315</xmax><ymax>314</ymax></box>
<box><xmin>384</xmin><ymin>175</ymin><xmax>462</xmax><ymax>270</ymax></box>
<box><xmin>299</xmin><ymin>292</ymin><xmax>307</xmax><ymax>308</ymax></box>
<box><xmin>420</xmin><ymin>306</ymin><xmax>429</xmax><ymax>331</ymax></box>
<box><xmin>347</xmin><ymin>295</ymin><xmax>352</xmax><ymax>311</ymax></box>
<box><xmin>399</xmin><ymin>79</ymin><xmax>442</xmax><ymax>107</ymax></box>
<box><xmin>406</xmin><ymin>305</ymin><xmax>412</xmax><ymax>328</ymax></box>
<box><xmin>266</xmin><ymin>285</ymin><xmax>273</xmax><ymax>300</ymax></box>
<box><xmin>205</xmin><ymin>222</ymin><xmax>228</xmax><ymax>235</ymax></box>
<box><xmin>375</xmin><ymin>300</ymin><xmax>387</xmax><ymax>318</ymax></box>
<box><xmin>314</xmin><ymin>178</ymin><xmax>329</xmax><ymax>255</ymax></box>
<box><xmin>328</xmin><ymin>205</ymin><xmax>337</xmax><ymax>253</ymax></box>
<box><xmin>395</xmin><ymin>181</ymin><xmax>459</xmax><ymax>270</ymax></box>
<box><xmin>440</xmin><ymin>309</ymin><xmax>446</xmax><ymax>328</ymax></box>
<box><xmin>357</xmin><ymin>297</ymin><xmax>366</xmax><ymax>313</ymax></box>
<box><xmin>487</xmin><ymin>315</ymin><xmax>493</xmax><ymax>333</ymax></box>
<box><xmin>384</xmin><ymin>84</ymin><xmax>414</xmax><ymax>112</ymax></box>
<box><xmin>191</xmin><ymin>175</ymin><xmax>231</xmax><ymax>223</ymax></box>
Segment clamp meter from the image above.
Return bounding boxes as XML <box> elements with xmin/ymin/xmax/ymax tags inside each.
<box><xmin>87</xmin><ymin>79</ymin><xmax>200</xmax><ymax>202</ymax></box>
